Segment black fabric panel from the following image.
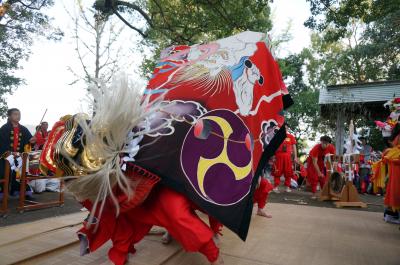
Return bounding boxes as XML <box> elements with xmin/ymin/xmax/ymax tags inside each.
<box><xmin>283</xmin><ymin>94</ymin><xmax>294</xmax><ymax>110</ymax></box>
<box><xmin>238</xmin><ymin>125</ymin><xmax>286</xmax><ymax>240</ymax></box>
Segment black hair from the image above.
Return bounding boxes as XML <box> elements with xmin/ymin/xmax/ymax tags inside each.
<box><xmin>390</xmin><ymin>123</ymin><xmax>400</xmax><ymax>142</ymax></box>
<box><xmin>320</xmin><ymin>135</ymin><xmax>332</xmax><ymax>144</ymax></box>
<box><xmin>7</xmin><ymin>108</ymin><xmax>20</xmax><ymax>117</ymax></box>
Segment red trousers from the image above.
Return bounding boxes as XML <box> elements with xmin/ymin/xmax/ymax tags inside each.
<box><xmin>272</xmin><ymin>153</ymin><xmax>294</xmax><ymax>187</ymax></box>
<box><xmin>253</xmin><ymin>178</ymin><xmax>273</xmax><ymax>209</ymax></box>
<box><xmin>306</xmin><ymin>164</ymin><xmax>326</xmax><ymax>193</ymax></box>
<box><xmin>191</xmin><ymin>206</ymin><xmax>223</xmax><ymax>235</ymax></box>
<box><xmin>79</xmin><ymin>187</ymin><xmax>219</xmax><ymax>265</ymax></box>
<box><xmin>384</xmin><ymin>160</ymin><xmax>400</xmax><ymax>211</ymax></box>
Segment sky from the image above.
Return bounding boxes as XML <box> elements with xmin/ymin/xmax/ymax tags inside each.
<box><xmin>4</xmin><ymin>0</ymin><xmax>312</xmax><ymax>131</ymax></box>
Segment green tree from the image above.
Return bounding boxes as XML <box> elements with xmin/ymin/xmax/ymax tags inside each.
<box><xmin>279</xmin><ymin>49</ymin><xmax>333</xmax><ymax>150</ymax></box>
<box><xmin>94</xmin><ymin>0</ymin><xmax>273</xmax><ymax>78</ymax></box>
<box><xmin>303</xmin><ymin>0</ymin><xmax>399</xmax><ymax>151</ymax></box>
<box><xmin>305</xmin><ymin>0</ymin><xmax>400</xmax><ymax>82</ymax></box>
<box><xmin>0</xmin><ymin>0</ymin><xmax>62</xmax><ymax>116</ymax></box>
<box><xmin>361</xmin><ymin>10</ymin><xmax>400</xmax><ymax>80</ymax></box>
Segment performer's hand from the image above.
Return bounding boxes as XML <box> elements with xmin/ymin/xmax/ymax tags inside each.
<box><xmin>318</xmin><ymin>172</ymin><xmax>324</xmax><ymax>178</ymax></box>
<box><xmin>29</xmin><ymin>136</ymin><xmax>36</xmax><ymax>144</ymax></box>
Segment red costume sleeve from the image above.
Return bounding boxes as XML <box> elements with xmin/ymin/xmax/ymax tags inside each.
<box><xmin>309</xmin><ymin>144</ymin><xmax>320</xmax><ymax>158</ymax></box>
<box><xmin>35</xmin><ymin>131</ymin><xmax>46</xmax><ymax>147</ymax></box>
<box><xmin>326</xmin><ymin>144</ymin><xmax>336</xmax><ymax>155</ymax></box>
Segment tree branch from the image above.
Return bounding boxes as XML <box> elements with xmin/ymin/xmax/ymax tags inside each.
<box><xmin>214</xmin><ymin>0</ymin><xmax>241</xmax><ymax>29</ymax></box>
<box><xmin>112</xmin><ymin>8</ymin><xmax>147</xmax><ymax>38</ymax></box>
<box><xmin>151</xmin><ymin>0</ymin><xmax>192</xmax><ymax>43</ymax></box>
<box><xmin>14</xmin><ymin>0</ymin><xmax>46</xmax><ymax>10</ymax></box>
<box><xmin>114</xmin><ymin>0</ymin><xmax>153</xmax><ymax>27</ymax></box>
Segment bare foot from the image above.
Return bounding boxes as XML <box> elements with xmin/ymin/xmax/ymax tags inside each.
<box><xmin>211</xmin><ymin>255</ymin><xmax>224</xmax><ymax>264</ymax></box>
<box><xmin>161</xmin><ymin>232</ymin><xmax>172</xmax><ymax>244</ymax></box>
<box><xmin>148</xmin><ymin>226</ymin><xmax>167</xmax><ymax>235</ymax></box>
<box><xmin>257</xmin><ymin>208</ymin><xmax>272</xmax><ymax>218</ymax></box>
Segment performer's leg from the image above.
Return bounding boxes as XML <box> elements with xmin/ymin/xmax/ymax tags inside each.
<box><xmin>199</xmin><ymin>238</ymin><xmax>221</xmax><ymax>264</ymax></box>
<box><xmin>254</xmin><ymin>178</ymin><xmax>273</xmax><ymax>218</ymax></box>
<box><xmin>127</xmin><ymin>187</ymin><xmax>221</xmax><ymax>263</ymax></box>
<box><xmin>208</xmin><ymin>215</ymin><xmax>223</xmax><ymax>235</ymax></box>
<box><xmin>309</xmin><ymin>176</ymin><xmax>318</xmax><ymax>198</ymax></box>
<box><xmin>77</xmin><ymin>200</ymin><xmax>116</xmax><ymax>255</ymax></box>
<box><xmin>109</xmin><ymin>215</ymin><xmax>153</xmax><ymax>265</ymax></box>
<box><xmin>108</xmin><ymin>215</ymin><xmax>136</xmax><ymax>265</ymax></box>
<box><xmin>319</xmin><ymin>175</ymin><xmax>327</xmax><ymax>192</ymax></box>
<box><xmin>161</xmin><ymin>231</ymin><xmax>172</xmax><ymax>244</ymax></box>
<box><xmin>157</xmin><ymin>188</ymin><xmax>215</xmax><ymax>252</ymax></box>
<box><xmin>272</xmin><ymin>155</ymin><xmax>283</xmax><ymax>189</ymax></box>
<box><xmin>162</xmin><ymin>216</ymin><xmax>221</xmax><ymax>246</ymax></box>
<box><xmin>273</xmin><ymin>175</ymin><xmax>281</xmax><ymax>188</ymax></box>
<box><xmin>190</xmin><ymin>205</ymin><xmax>223</xmax><ymax>247</ymax></box>
<box><xmin>307</xmin><ymin>166</ymin><xmax>319</xmax><ymax>198</ymax></box>
<box><xmin>359</xmin><ymin>168</ymin><xmax>368</xmax><ymax>193</ymax></box>
<box><xmin>283</xmin><ymin>157</ymin><xmax>294</xmax><ymax>191</ymax></box>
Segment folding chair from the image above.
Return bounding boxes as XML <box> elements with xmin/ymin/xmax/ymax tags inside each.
<box><xmin>17</xmin><ymin>152</ymin><xmax>64</xmax><ymax>212</ymax></box>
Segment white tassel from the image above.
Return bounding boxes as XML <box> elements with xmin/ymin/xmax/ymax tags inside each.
<box><xmin>65</xmin><ymin>74</ymin><xmax>166</xmax><ymax>220</ymax></box>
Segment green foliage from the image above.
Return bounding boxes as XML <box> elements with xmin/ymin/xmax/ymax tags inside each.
<box><xmin>143</xmin><ymin>0</ymin><xmax>272</xmax><ymax>77</ymax></box>
<box><xmin>278</xmin><ymin>48</ymin><xmax>332</xmax><ymax>144</ymax></box>
<box><xmin>0</xmin><ymin>0</ymin><xmax>62</xmax><ymax>117</ymax></box>
<box><xmin>278</xmin><ymin>53</ymin><xmax>307</xmax><ymax>95</ymax></box>
<box><xmin>361</xmin><ymin>10</ymin><xmax>400</xmax><ymax>80</ymax></box>
<box><xmin>305</xmin><ymin>0</ymin><xmax>370</xmax><ymax>40</ymax></box>
<box><xmin>285</xmin><ymin>90</ymin><xmax>320</xmax><ymax>137</ymax></box>
<box><xmin>305</xmin><ymin>33</ymin><xmax>372</xmax><ymax>85</ymax></box>
<box><xmin>304</xmin><ymin>0</ymin><xmax>400</xmax><ymax>83</ymax></box>
<box><xmin>95</xmin><ymin>0</ymin><xmax>273</xmax><ymax>78</ymax></box>
<box><xmin>302</xmin><ymin>0</ymin><xmax>400</xmax><ymax>150</ymax></box>
<box><xmin>145</xmin><ymin>0</ymin><xmax>272</xmax><ymax>45</ymax></box>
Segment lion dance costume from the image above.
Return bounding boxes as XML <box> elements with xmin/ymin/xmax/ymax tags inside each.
<box><xmin>39</xmin><ymin>32</ymin><xmax>293</xmax><ymax>264</ymax></box>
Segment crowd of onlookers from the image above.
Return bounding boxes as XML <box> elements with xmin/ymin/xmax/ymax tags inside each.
<box><xmin>267</xmin><ymin>124</ymin><xmax>400</xmax><ymax>225</ymax></box>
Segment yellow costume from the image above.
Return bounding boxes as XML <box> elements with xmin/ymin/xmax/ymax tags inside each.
<box><xmin>371</xmin><ymin>160</ymin><xmax>386</xmax><ymax>194</ymax></box>
<box><xmin>383</xmin><ymin>145</ymin><xmax>400</xmax><ymax>211</ymax></box>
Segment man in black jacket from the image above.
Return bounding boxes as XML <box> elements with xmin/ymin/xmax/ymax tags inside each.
<box><xmin>0</xmin><ymin>108</ymin><xmax>36</xmax><ymax>196</ymax></box>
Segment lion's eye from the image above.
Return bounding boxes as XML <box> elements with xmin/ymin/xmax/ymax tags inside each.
<box><xmin>244</xmin><ymin>59</ymin><xmax>252</xmax><ymax>68</ymax></box>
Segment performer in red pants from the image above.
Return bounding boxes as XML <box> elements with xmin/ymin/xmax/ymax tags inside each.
<box><xmin>306</xmin><ymin>135</ymin><xmax>336</xmax><ymax>199</ymax></box>
<box><xmin>254</xmin><ymin>177</ymin><xmax>274</xmax><ymax>217</ymax></box>
<box><xmin>161</xmin><ymin>204</ymin><xmax>224</xmax><ymax>246</ymax></box>
<box><xmin>272</xmin><ymin>126</ymin><xmax>297</xmax><ymax>193</ymax></box>
<box><xmin>78</xmin><ymin>186</ymin><xmax>223</xmax><ymax>265</ymax></box>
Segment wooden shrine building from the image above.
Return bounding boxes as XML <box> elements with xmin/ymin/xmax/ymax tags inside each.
<box><xmin>319</xmin><ymin>80</ymin><xmax>400</xmax><ymax>154</ymax></box>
